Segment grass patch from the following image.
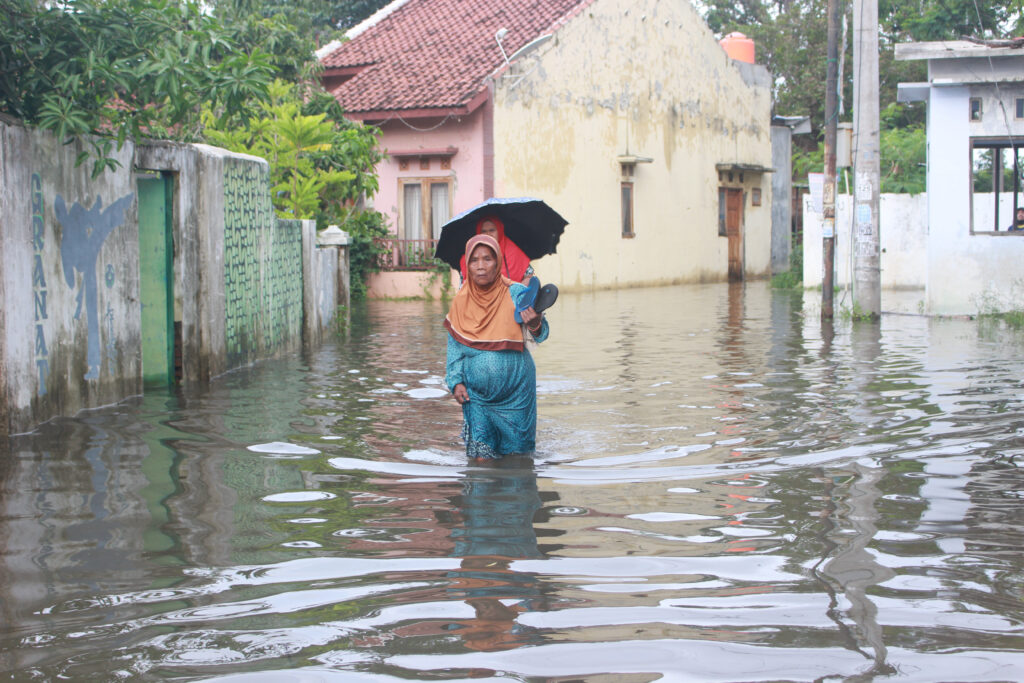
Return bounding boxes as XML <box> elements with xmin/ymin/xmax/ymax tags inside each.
<box><xmin>771</xmin><ymin>242</ymin><xmax>803</xmax><ymax>289</ymax></box>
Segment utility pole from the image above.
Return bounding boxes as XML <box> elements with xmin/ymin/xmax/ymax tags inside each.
<box><xmin>821</xmin><ymin>0</ymin><xmax>841</xmax><ymax>320</ymax></box>
<box><xmin>852</xmin><ymin>0</ymin><xmax>881</xmax><ymax>316</ymax></box>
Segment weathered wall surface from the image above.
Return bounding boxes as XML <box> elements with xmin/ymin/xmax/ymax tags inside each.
<box><xmin>492</xmin><ymin>0</ymin><xmax>773</xmax><ymax>290</ymax></box>
<box><xmin>136</xmin><ymin>141</ymin><xmax>228</xmax><ymax>383</ymax></box>
<box><xmin>304</xmin><ymin>223</ymin><xmax>344</xmax><ymax>349</ymax></box>
<box><xmin>2</xmin><ymin>122</ymin><xmax>140</xmax><ymax>434</ymax></box>
<box><xmin>221</xmin><ymin>157</ymin><xmax>305</xmax><ymax>369</ymax></box>
<box><xmin>925</xmin><ymin>84</ymin><xmax>1024</xmax><ymax>315</ymax></box>
<box><xmin>2</xmin><ymin>121</ymin><xmax>345</xmax><ymax>435</ymax></box>
<box><xmin>771</xmin><ymin>125</ymin><xmax>793</xmax><ymax>274</ymax></box>
<box><xmin>803</xmin><ymin>193</ymin><xmax>928</xmax><ymax>290</ymax></box>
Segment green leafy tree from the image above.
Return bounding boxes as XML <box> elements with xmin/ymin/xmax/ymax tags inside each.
<box><xmin>204</xmin><ymin>79</ymin><xmax>388</xmax><ymax>298</ymax></box>
<box><xmin>0</xmin><ymin>0</ymin><xmax>276</xmax><ymax>176</ymax></box>
<box><xmin>212</xmin><ymin>0</ymin><xmax>394</xmax><ymax>48</ymax></box>
<box><xmin>696</xmin><ymin>0</ymin><xmax>1020</xmax><ymax>190</ymax></box>
<box><xmin>879</xmin><ymin>104</ymin><xmax>925</xmax><ymax>193</ymax></box>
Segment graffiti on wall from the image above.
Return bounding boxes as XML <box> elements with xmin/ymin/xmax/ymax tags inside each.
<box><xmin>32</xmin><ymin>173</ymin><xmax>49</xmax><ymax>395</ymax></box>
<box><xmin>55</xmin><ymin>192</ymin><xmax>134</xmax><ymax>380</ymax></box>
<box><xmin>223</xmin><ymin>159</ymin><xmax>302</xmax><ymax>367</ymax></box>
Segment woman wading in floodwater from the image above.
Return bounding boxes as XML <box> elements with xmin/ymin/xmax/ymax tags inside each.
<box><xmin>444</xmin><ymin>234</ymin><xmax>549</xmax><ymax>461</ymax></box>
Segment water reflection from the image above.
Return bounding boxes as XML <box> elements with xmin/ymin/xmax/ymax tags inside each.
<box><xmin>3</xmin><ymin>282</ymin><xmax>1024</xmax><ymax>680</ymax></box>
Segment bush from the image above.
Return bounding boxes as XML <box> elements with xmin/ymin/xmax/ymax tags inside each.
<box><xmin>345</xmin><ymin>211</ymin><xmax>390</xmax><ymax>301</ymax></box>
<box><xmin>771</xmin><ymin>241</ymin><xmax>803</xmax><ymax>289</ymax></box>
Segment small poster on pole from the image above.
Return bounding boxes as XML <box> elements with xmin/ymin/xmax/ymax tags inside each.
<box><xmin>808</xmin><ymin>173</ymin><xmax>824</xmax><ymax>214</ymax></box>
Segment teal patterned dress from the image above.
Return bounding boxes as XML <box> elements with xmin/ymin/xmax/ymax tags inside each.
<box><xmin>446</xmin><ymin>319</ymin><xmax>549</xmax><ymax>459</ymax></box>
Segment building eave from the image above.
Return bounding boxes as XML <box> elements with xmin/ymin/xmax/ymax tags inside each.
<box><xmin>345</xmin><ymin>88</ymin><xmax>490</xmax><ymax>124</ymax></box>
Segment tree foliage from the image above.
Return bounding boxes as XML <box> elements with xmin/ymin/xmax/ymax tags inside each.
<box><xmin>212</xmin><ymin>0</ymin><xmax>394</xmax><ymax>48</ymax></box>
<box><xmin>1</xmin><ymin>0</ymin><xmax>391</xmax><ymax>296</ymax></box>
<box><xmin>203</xmin><ymin>79</ymin><xmax>389</xmax><ymax>298</ymax></box>
<box><xmin>204</xmin><ymin>79</ymin><xmax>382</xmax><ymax>222</ymax></box>
<box><xmin>697</xmin><ymin>0</ymin><xmax>1022</xmax><ymax>189</ymax></box>
<box><xmin>0</xmin><ymin>0</ymin><xmax>275</xmax><ymax>176</ymax></box>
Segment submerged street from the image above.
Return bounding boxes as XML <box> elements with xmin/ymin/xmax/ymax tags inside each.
<box><xmin>4</xmin><ymin>281</ymin><xmax>1024</xmax><ymax>681</ymax></box>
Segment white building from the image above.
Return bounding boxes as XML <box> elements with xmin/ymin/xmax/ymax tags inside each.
<box><xmin>897</xmin><ymin>40</ymin><xmax>1024</xmax><ymax>315</ymax></box>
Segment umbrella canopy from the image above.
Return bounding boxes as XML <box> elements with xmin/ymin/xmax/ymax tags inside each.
<box><xmin>434</xmin><ymin>197</ymin><xmax>568</xmax><ymax>271</ymax></box>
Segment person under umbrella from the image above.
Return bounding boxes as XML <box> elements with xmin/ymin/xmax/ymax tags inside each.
<box><xmin>458</xmin><ymin>216</ymin><xmax>534</xmax><ymax>284</ymax></box>
<box><xmin>445</xmin><ymin>234</ymin><xmax>550</xmax><ymax>461</ymax></box>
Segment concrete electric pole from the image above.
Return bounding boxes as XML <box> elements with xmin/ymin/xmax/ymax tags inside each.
<box><xmin>852</xmin><ymin>0</ymin><xmax>881</xmax><ymax>317</ymax></box>
<box><xmin>821</xmin><ymin>0</ymin><xmax>841</xmax><ymax>320</ymax></box>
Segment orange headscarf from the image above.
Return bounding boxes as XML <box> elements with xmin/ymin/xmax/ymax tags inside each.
<box><xmin>445</xmin><ymin>235</ymin><xmax>524</xmax><ymax>351</ymax></box>
<box><xmin>458</xmin><ymin>216</ymin><xmax>532</xmax><ymax>282</ymax></box>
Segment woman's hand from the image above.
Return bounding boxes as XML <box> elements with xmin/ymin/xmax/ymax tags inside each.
<box><xmin>519</xmin><ymin>307</ymin><xmax>543</xmax><ymax>333</ymax></box>
<box><xmin>453</xmin><ymin>383</ymin><xmax>470</xmax><ymax>405</ymax></box>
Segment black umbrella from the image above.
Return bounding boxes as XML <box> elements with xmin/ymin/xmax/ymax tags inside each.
<box><xmin>434</xmin><ymin>197</ymin><xmax>568</xmax><ymax>271</ymax></box>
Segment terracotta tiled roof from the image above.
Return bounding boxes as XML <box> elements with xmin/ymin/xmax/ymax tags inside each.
<box><xmin>320</xmin><ymin>0</ymin><xmax>591</xmax><ymax>118</ymax></box>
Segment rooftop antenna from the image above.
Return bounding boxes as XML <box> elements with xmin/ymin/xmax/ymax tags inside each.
<box><xmin>495</xmin><ymin>27</ymin><xmax>510</xmax><ymax>66</ymax></box>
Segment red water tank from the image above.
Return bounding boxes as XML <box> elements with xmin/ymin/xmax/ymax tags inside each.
<box><xmin>719</xmin><ymin>32</ymin><xmax>755</xmax><ymax>63</ymax></box>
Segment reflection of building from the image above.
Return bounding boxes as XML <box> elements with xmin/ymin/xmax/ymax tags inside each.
<box><xmin>0</xmin><ymin>412</ymin><xmax>174</xmax><ymax>672</ymax></box>
<box><xmin>320</xmin><ymin>0</ymin><xmax>773</xmax><ymax>296</ymax></box>
<box><xmin>339</xmin><ymin>480</ymin><xmax>460</xmax><ymax>557</ymax></box>
<box><xmin>533</xmin><ymin>473</ymin><xmax>777</xmax><ymax>560</ymax></box>
<box><xmin>896</xmin><ymin>40</ymin><xmax>1024</xmax><ymax>315</ymax></box>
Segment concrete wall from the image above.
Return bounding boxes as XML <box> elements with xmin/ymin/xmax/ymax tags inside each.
<box><xmin>925</xmin><ymin>83</ymin><xmax>1024</xmax><ymax>315</ymax></box>
<box><xmin>2</xmin><ymin>120</ymin><xmax>346</xmax><ymax>435</ymax></box>
<box><xmin>771</xmin><ymin>125</ymin><xmax>793</xmax><ymax>273</ymax></box>
<box><xmin>366</xmin><ymin>270</ymin><xmax>458</xmax><ymax>299</ymax></box>
<box><xmin>305</xmin><ymin>235</ymin><xmax>349</xmax><ymax>348</ymax></box>
<box><xmin>803</xmin><ymin>193</ymin><xmax>928</xmax><ymax>290</ymax></box>
<box><xmin>2</xmin><ymin>122</ymin><xmax>140</xmax><ymax>435</ymax></box>
<box><xmin>135</xmin><ymin>141</ymin><xmax>227</xmax><ymax>383</ymax></box>
<box><xmin>491</xmin><ymin>0</ymin><xmax>774</xmax><ymax>290</ymax></box>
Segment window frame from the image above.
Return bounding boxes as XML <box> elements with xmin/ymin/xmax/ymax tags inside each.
<box><xmin>621</xmin><ymin>181</ymin><xmax>635</xmax><ymax>238</ymax></box>
<box><xmin>397</xmin><ymin>176</ymin><xmax>453</xmax><ymax>241</ymax></box>
<box><xmin>969</xmin><ymin>97</ymin><xmax>983</xmax><ymax>122</ymax></box>
<box><xmin>969</xmin><ymin>136</ymin><xmax>1023</xmax><ymax>234</ymax></box>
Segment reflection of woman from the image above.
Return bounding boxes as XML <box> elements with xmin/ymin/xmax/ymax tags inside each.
<box><xmin>446</xmin><ymin>465</ymin><xmax>546</xmax><ymax>652</ymax></box>
<box><xmin>458</xmin><ymin>216</ymin><xmax>533</xmax><ymax>283</ymax></box>
<box><xmin>445</xmin><ymin>234</ymin><xmax>549</xmax><ymax>460</ymax></box>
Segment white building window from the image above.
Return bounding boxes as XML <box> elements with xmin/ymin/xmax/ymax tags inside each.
<box><xmin>399</xmin><ymin>178</ymin><xmax>451</xmax><ymax>241</ymax></box>
<box><xmin>970</xmin><ymin>138</ymin><xmax>1023</xmax><ymax>233</ymax></box>
<box><xmin>970</xmin><ymin>98</ymin><xmax>982</xmax><ymax>122</ymax></box>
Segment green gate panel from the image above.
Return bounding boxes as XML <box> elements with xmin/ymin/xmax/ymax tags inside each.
<box><xmin>137</xmin><ymin>175</ymin><xmax>174</xmax><ymax>387</ymax></box>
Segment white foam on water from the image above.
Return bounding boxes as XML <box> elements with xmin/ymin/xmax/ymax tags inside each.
<box><xmin>405</xmin><ymin>387</ymin><xmax>448</xmax><ymax>399</ymax></box>
<box><xmin>329</xmin><ymin>456</ymin><xmax>464</xmax><ymax>480</ymax></box>
<box><xmin>403</xmin><ymin>449</ymin><xmax>465</xmax><ymax>466</ymax></box>
<box><xmin>627</xmin><ymin>512</ymin><xmax>720</xmax><ymax>522</ymax></box>
<box><xmin>262</xmin><ymin>491</ymin><xmax>337</xmax><ymax>503</ymax></box>
<box><xmin>287</xmin><ymin>518</ymin><xmax>328</xmax><ymax>524</ymax></box>
<box><xmin>247</xmin><ymin>442</ymin><xmax>321</xmax><ymax>455</ymax></box>
<box><xmin>282</xmin><ymin>541</ymin><xmax>322</xmax><ymax>548</ymax></box>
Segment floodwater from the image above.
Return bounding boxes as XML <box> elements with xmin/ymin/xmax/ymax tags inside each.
<box><xmin>4</xmin><ymin>281</ymin><xmax>1024</xmax><ymax>682</ymax></box>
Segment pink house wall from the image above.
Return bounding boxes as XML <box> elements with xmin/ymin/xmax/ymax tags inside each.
<box><xmin>370</xmin><ymin>105</ymin><xmax>489</xmax><ymax>238</ymax></box>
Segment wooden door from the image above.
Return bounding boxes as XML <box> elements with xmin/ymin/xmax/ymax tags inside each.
<box><xmin>725</xmin><ymin>188</ymin><xmax>744</xmax><ymax>282</ymax></box>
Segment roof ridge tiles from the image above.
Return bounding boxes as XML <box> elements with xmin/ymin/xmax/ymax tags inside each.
<box><xmin>321</xmin><ymin>0</ymin><xmax>591</xmax><ymax>119</ymax></box>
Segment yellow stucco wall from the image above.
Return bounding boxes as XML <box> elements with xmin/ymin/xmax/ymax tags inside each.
<box><xmin>492</xmin><ymin>0</ymin><xmax>773</xmax><ymax>291</ymax></box>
